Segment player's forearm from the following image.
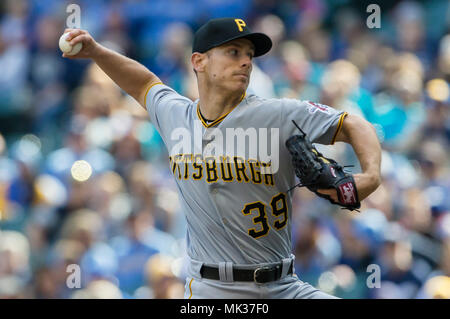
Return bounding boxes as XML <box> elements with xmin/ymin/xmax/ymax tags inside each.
<box><xmin>61</xmin><ymin>29</ymin><xmax>160</xmax><ymax>108</ymax></box>
<box><xmin>91</xmin><ymin>44</ymin><xmax>160</xmax><ymax>107</ymax></box>
<box><xmin>338</xmin><ymin>114</ymin><xmax>382</xmax><ymax>199</ymax></box>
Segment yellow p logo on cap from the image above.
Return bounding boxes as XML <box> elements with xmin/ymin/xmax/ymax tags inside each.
<box><xmin>234</xmin><ymin>19</ymin><xmax>246</xmax><ymax>32</ymax></box>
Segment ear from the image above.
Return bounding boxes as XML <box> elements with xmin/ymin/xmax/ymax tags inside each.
<box><xmin>191</xmin><ymin>52</ymin><xmax>208</xmax><ymax>73</ymax></box>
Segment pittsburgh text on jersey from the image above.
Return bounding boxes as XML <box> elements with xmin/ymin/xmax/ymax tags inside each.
<box><xmin>168</xmin><ymin>154</ymin><xmax>275</xmax><ymax>186</ymax></box>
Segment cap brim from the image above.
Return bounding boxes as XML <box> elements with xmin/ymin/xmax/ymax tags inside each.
<box><xmin>213</xmin><ymin>32</ymin><xmax>272</xmax><ymax>57</ymax></box>
<box><xmin>241</xmin><ymin>33</ymin><xmax>273</xmax><ymax>57</ymax></box>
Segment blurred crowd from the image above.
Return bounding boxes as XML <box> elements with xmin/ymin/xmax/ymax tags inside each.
<box><xmin>1</xmin><ymin>0</ymin><xmax>450</xmax><ymax>299</ymax></box>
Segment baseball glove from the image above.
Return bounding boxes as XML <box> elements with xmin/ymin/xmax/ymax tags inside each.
<box><xmin>285</xmin><ymin>120</ymin><xmax>360</xmax><ymax>211</ymax></box>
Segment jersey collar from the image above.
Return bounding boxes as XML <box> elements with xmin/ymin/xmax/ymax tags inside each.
<box><xmin>196</xmin><ymin>92</ymin><xmax>246</xmax><ymax>128</ymax></box>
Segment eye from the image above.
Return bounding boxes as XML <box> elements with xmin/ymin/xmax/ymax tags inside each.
<box><xmin>229</xmin><ymin>49</ymin><xmax>239</xmax><ymax>56</ymax></box>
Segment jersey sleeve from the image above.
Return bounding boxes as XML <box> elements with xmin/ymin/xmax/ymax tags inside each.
<box><xmin>144</xmin><ymin>82</ymin><xmax>192</xmax><ymax>140</ymax></box>
<box><xmin>280</xmin><ymin>99</ymin><xmax>347</xmax><ymax>145</ymax></box>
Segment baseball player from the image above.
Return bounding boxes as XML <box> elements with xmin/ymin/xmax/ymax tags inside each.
<box><xmin>63</xmin><ymin>17</ymin><xmax>381</xmax><ymax>299</ymax></box>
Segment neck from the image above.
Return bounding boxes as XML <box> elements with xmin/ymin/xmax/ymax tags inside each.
<box><xmin>197</xmin><ymin>83</ymin><xmax>245</xmax><ymax>121</ymax></box>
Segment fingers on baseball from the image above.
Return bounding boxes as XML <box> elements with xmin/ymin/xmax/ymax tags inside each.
<box><xmin>65</xmin><ymin>29</ymin><xmax>87</xmax><ymax>42</ymax></box>
<box><xmin>69</xmin><ymin>34</ymin><xmax>86</xmax><ymax>46</ymax></box>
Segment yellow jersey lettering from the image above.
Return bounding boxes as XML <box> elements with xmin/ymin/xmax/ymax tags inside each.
<box><xmin>261</xmin><ymin>162</ymin><xmax>274</xmax><ymax>186</ymax></box>
<box><xmin>204</xmin><ymin>156</ymin><xmax>218</xmax><ymax>183</ymax></box>
<box><xmin>220</xmin><ymin>156</ymin><xmax>234</xmax><ymax>182</ymax></box>
<box><xmin>233</xmin><ymin>156</ymin><xmax>250</xmax><ymax>183</ymax></box>
<box><xmin>248</xmin><ymin>159</ymin><xmax>262</xmax><ymax>184</ymax></box>
<box><xmin>183</xmin><ymin>154</ymin><xmax>192</xmax><ymax>180</ymax></box>
<box><xmin>192</xmin><ymin>154</ymin><xmax>203</xmax><ymax>180</ymax></box>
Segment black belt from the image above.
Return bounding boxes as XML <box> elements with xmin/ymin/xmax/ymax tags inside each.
<box><xmin>200</xmin><ymin>262</ymin><xmax>293</xmax><ymax>284</ymax></box>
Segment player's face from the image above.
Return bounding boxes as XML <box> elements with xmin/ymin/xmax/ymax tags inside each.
<box><xmin>204</xmin><ymin>38</ymin><xmax>255</xmax><ymax>92</ymax></box>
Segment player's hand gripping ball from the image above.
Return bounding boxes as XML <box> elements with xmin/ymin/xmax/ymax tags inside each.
<box><xmin>59</xmin><ymin>32</ymin><xmax>83</xmax><ymax>55</ymax></box>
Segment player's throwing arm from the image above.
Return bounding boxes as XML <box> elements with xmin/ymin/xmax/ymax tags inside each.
<box><xmin>61</xmin><ymin>28</ymin><xmax>161</xmax><ymax>109</ymax></box>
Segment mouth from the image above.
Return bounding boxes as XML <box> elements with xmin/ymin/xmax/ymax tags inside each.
<box><xmin>234</xmin><ymin>73</ymin><xmax>249</xmax><ymax>79</ymax></box>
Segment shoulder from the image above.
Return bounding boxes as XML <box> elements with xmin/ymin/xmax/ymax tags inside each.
<box><xmin>244</xmin><ymin>94</ymin><xmax>286</xmax><ymax>108</ymax></box>
<box><xmin>146</xmin><ymin>83</ymin><xmax>192</xmax><ymax>109</ymax></box>
<box><xmin>244</xmin><ymin>95</ymin><xmax>342</xmax><ymax>120</ymax></box>
<box><xmin>245</xmin><ymin>94</ymin><xmax>316</xmax><ymax>111</ymax></box>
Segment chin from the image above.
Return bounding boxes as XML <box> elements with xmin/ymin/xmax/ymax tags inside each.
<box><xmin>231</xmin><ymin>81</ymin><xmax>249</xmax><ymax>93</ymax></box>
<box><xmin>216</xmin><ymin>78</ymin><xmax>248</xmax><ymax>94</ymax></box>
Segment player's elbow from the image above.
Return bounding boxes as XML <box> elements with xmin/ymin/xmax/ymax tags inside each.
<box><xmin>371</xmin><ymin>172</ymin><xmax>382</xmax><ymax>190</ymax></box>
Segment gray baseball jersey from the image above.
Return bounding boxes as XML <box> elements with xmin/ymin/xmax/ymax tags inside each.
<box><xmin>145</xmin><ymin>82</ymin><xmax>346</xmax><ymax>266</ymax></box>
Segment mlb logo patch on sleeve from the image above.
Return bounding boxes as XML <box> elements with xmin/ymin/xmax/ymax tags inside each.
<box><xmin>306</xmin><ymin>101</ymin><xmax>331</xmax><ymax>114</ymax></box>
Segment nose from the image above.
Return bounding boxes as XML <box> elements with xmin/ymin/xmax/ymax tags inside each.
<box><xmin>241</xmin><ymin>55</ymin><xmax>252</xmax><ymax>66</ymax></box>
<box><xmin>241</xmin><ymin>56</ymin><xmax>252</xmax><ymax>69</ymax></box>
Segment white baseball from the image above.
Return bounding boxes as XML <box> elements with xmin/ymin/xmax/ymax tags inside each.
<box><xmin>59</xmin><ymin>32</ymin><xmax>83</xmax><ymax>56</ymax></box>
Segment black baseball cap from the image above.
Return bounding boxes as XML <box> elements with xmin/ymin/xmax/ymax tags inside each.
<box><xmin>192</xmin><ymin>18</ymin><xmax>272</xmax><ymax>57</ymax></box>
